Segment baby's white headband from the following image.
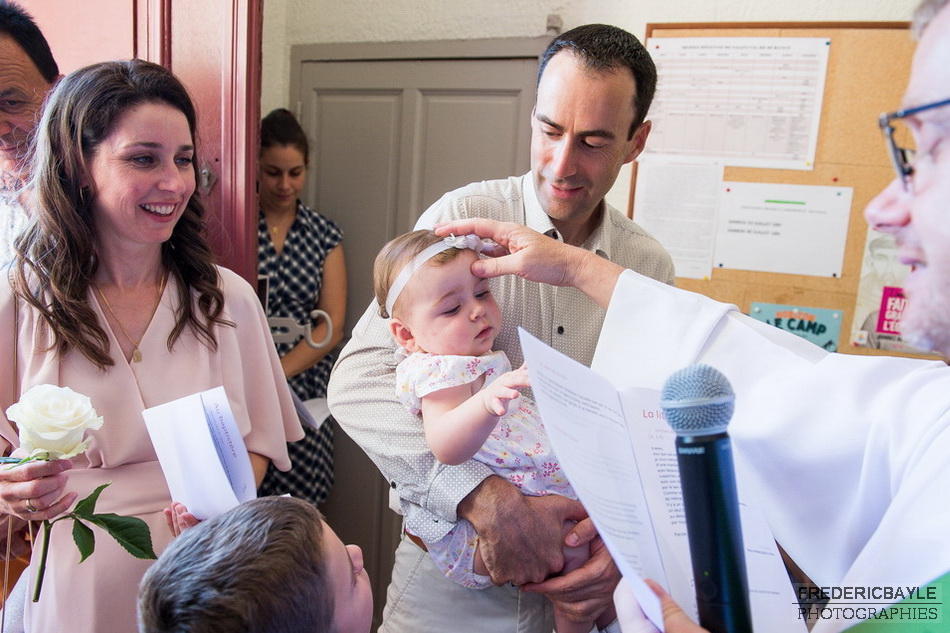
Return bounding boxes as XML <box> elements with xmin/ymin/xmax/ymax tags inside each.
<box><xmin>385</xmin><ymin>234</ymin><xmax>486</xmax><ymax>317</ymax></box>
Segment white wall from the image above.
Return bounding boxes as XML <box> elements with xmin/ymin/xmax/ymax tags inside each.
<box><xmin>262</xmin><ymin>0</ymin><xmax>919</xmax><ymax>213</ymax></box>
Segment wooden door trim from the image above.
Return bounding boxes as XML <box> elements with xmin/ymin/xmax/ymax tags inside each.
<box><xmin>220</xmin><ymin>0</ymin><xmax>264</xmax><ymax>281</ymax></box>
<box><xmin>134</xmin><ymin>0</ymin><xmax>263</xmax><ymax>282</ymax></box>
<box><xmin>133</xmin><ymin>0</ymin><xmax>171</xmax><ymax>66</ymax></box>
<box><xmin>290</xmin><ymin>36</ymin><xmax>550</xmax><ymax>113</ymax></box>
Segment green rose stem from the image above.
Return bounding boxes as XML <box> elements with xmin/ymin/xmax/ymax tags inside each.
<box><xmin>32</xmin><ymin>520</ymin><xmax>51</xmax><ymax>602</ymax></box>
<box><xmin>28</xmin><ymin>482</ymin><xmax>157</xmax><ymax>603</ymax></box>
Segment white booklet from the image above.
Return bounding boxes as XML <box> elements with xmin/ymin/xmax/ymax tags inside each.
<box><xmin>142</xmin><ymin>386</ymin><xmax>256</xmax><ymax>520</ymax></box>
<box><xmin>518</xmin><ymin>329</ymin><xmax>805</xmax><ymax>632</ymax></box>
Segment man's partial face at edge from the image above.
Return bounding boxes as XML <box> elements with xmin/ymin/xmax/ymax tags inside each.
<box><xmin>530</xmin><ymin>50</ymin><xmax>650</xmax><ymax>245</ymax></box>
<box><xmin>0</xmin><ymin>34</ymin><xmax>54</xmax><ymax>175</ymax></box>
<box><xmin>864</xmin><ymin>2</ymin><xmax>950</xmax><ymax>358</ymax></box>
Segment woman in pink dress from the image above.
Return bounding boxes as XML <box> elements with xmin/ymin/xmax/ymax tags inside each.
<box><xmin>0</xmin><ymin>59</ymin><xmax>302</xmax><ymax>632</ymax></box>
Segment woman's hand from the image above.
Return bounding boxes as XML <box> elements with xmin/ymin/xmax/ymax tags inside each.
<box><xmin>614</xmin><ymin>577</ymin><xmax>708</xmax><ymax>633</ymax></box>
<box><xmin>0</xmin><ymin>458</ymin><xmax>76</xmax><ymax>522</ymax></box>
<box><xmin>278</xmin><ymin>243</ymin><xmax>347</xmax><ymax>379</ymax></box>
<box><xmin>164</xmin><ymin>502</ymin><xmax>199</xmax><ymax>537</ymax></box>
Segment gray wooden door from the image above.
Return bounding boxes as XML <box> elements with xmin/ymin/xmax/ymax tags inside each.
<box><xmin>294</xmin><ymin>43</ymin><xmax>543</xmax><ymax>631</ymax></box>
<box><xmin>298</xmin><ymin>55</ymin><xmax>538</xmax><ymax>336</ymax></box>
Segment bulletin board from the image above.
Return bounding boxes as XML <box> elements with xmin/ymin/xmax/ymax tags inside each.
<box><xmin>630</xmin><ymin>22</ymin><xmax>920</xmax><ymax>358</ymax></box>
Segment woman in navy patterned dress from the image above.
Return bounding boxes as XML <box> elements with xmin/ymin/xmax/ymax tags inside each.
<box><xmin>256</xmin><ymin>108</ymin><xmax>347</xmax><ymax>505</ymax></box>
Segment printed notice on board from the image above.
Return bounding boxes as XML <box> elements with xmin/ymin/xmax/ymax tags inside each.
<box><xmin>714</xmin><ymin>181</ymin><xmax>852</xmax><ymax>277</ymax></box>
<box><xmin>643</xmin><ymin>37</ymin><xmax>830</xmax><ymax>170</ymax></box>
<box><xmin>632</xmin><ymin>159</ymin><xmax>722</xmax><ymax>279</ymax></box>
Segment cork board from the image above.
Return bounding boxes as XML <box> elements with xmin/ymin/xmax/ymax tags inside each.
<box><xmin>631</xmin><ymin>23</ymin><xmax>919</xmax><ymax>358</ymax></box>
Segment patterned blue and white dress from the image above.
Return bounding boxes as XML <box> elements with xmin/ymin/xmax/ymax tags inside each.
<box><xmin>257</xmin><ymin>201</ymin><xmax>343</xmax><ymax>505</ymax></box>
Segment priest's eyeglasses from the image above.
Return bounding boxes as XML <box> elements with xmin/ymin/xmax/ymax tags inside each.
<box><xmin>880</xmin><ymin>97</ymin><xmax>950</xmax><ymax>190</ymax></box>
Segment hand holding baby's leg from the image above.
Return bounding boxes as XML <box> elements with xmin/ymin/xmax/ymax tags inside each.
<box><xmin>553</xmin><ymin>520</ymin><xmax>594</xmax><ymax>633</ymax></box>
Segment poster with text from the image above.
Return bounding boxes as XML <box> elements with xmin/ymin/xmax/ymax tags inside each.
<box><xmin>643</xmin><ymin>37</ymin><xmax>829</xmax><ymax>170</ymax></box>
<box><xmin>849</xmin><ymin>229</ymin><xmax>931</xmax><ymax>354</ymax></box>
<box><xmin>749</xmin><ymin>302</ymin><xmax>841</xmax><ymax>352</ymax></box>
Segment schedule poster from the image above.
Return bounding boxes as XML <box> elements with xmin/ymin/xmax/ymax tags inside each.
<box><xmin>644</xmin><ymin>37</ymin><xmax>830</xmax><ymax>170</ymax></box>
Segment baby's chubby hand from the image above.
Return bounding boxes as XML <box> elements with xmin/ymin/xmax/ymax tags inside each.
<box><xmin>482</xmin><ymin>364</ymin><xmax>531</xmax><ymax>416</ymax></box>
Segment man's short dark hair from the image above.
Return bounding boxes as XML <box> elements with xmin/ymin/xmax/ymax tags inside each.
<box><xmin>0</xmin><ymin>1</ymin><xmax>59</xmax><ymax>83</ymax></box>
<box><xmin>137</xmin><ymin>497</ymin><xmax>334</xmax><ymax>633</ymax></box>
<box><xmin>538</xmin><ymin>24</ymin><xmax>657</xmax><ymax>139</ymax></box>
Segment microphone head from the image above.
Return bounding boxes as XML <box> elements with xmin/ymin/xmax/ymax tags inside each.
<box><xmin>660</xmin><ymin>364</ymin><xmax>735</xmax><ymax>436</ymax></box>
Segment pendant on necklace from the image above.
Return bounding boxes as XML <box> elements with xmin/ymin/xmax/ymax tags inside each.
<box><xmin>132</xmin><ymin>348</ymin><xmax>142</xmax><ymax>363</ymax></box>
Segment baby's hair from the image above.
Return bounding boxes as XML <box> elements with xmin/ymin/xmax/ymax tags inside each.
<box><xmin>373</xmin><ymin>229</ymin><xmax>467</xmax><ymax>318</ymax></box>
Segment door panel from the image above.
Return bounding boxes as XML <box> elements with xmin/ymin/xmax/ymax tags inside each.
<box><xmin>27</xmin><ymin>1</ymin><xmax>133</xmax><ymax>73</ymax></box>
<box><xmin>416</xmin><ymin>90</ymin><xmax>526</xmax><ymax>211</ymax></box>
<box><xmin>310</xmin><ymin>89</ymin><xmax>404</xmax><ymax>320</ymax></box>
<box><xmin>300</xmin><ymin>57</ymin><xmax>536</xmax><ymax>338</ymax></box>
<box><xmin>163</xmin><ymin>0</ymin><xmax>262</xmax><ymax>281</ymax></box>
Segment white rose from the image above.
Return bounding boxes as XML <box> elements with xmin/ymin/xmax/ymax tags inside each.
<box><xmin>5</xmin><ymin>384</ymin><xmax>104</xmax><ymax>460</ymax></box>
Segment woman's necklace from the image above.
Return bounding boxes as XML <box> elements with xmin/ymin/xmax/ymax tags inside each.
<box><xmin>92</xmin><ymin>272</ymin><xmax>168</xmax><ymax>363</ymax></box>
<box><xmin>266</xmin><ymin>208</ymin><xmax>295</xmax><ymax>236</ymax></box>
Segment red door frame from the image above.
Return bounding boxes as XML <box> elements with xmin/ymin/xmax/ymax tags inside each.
<box><xmin>135</xmin><ymin>0</ymin><xmax>262</xmax><ymax>282</ymax></box>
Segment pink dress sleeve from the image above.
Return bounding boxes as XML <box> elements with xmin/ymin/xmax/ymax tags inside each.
<box><xmin>213</xmin><ymin>267</ymin><xmax>303</xmax><ymax>471</ymax></box>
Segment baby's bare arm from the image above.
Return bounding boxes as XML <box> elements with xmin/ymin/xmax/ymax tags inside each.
<box><xmin>421</xmin><ymin>367</ymin><xmax>530</xmax><ymax>465</ymax></box>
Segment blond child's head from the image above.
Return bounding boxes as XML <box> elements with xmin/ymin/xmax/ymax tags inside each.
<box><xmin>374</xmin><ymin>230</ymin><xmax>471</xmax><ymax>319</ymax></box>
<box><xmin>373</xmin><ymin>230</ymin><xmax>502</xmax><ymax>356</ymax></box>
